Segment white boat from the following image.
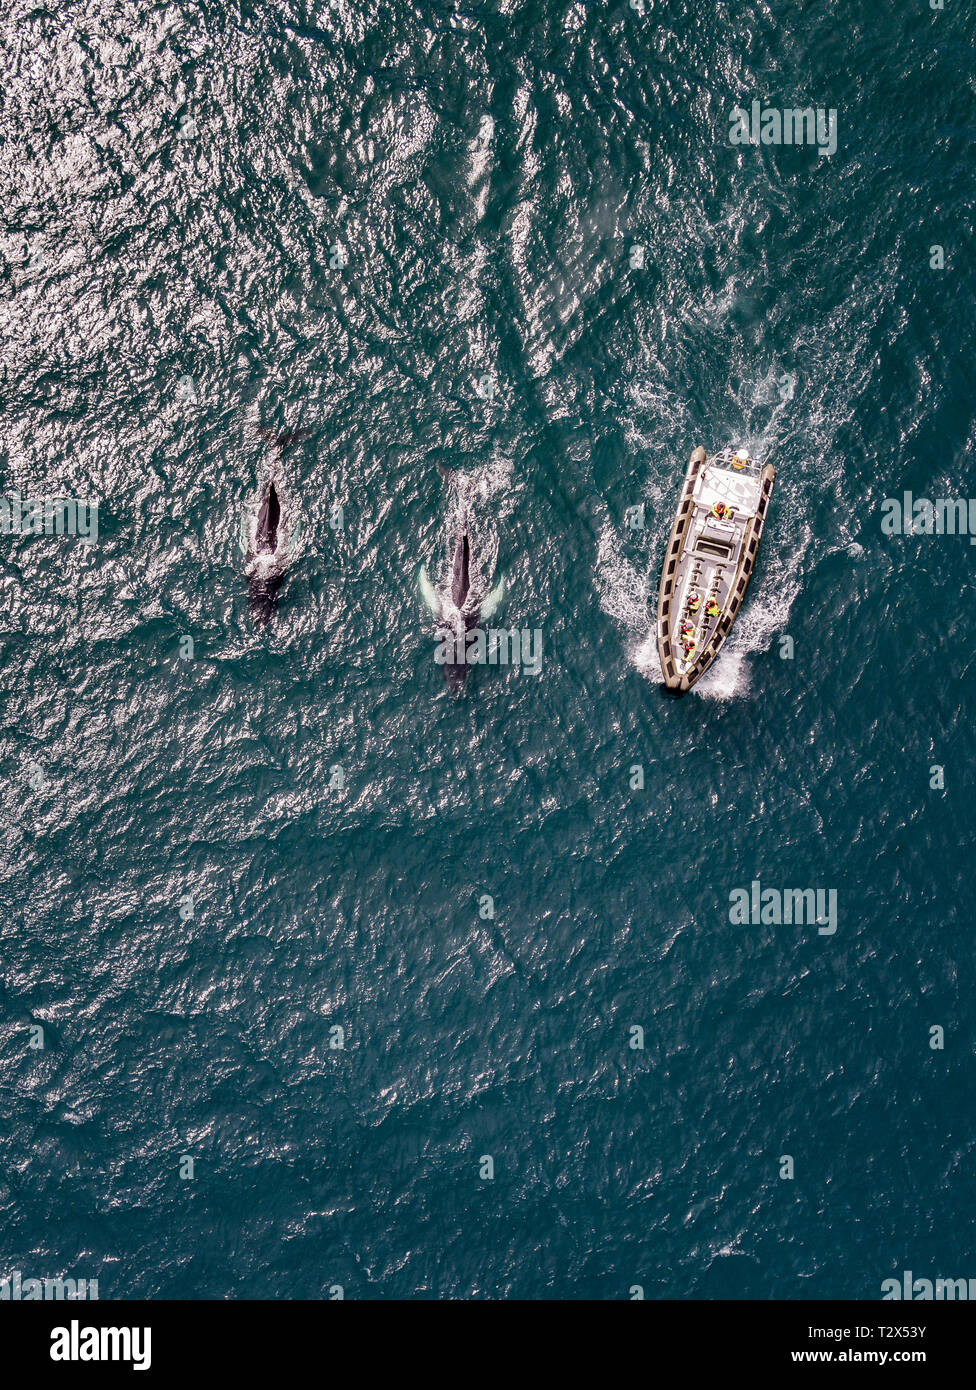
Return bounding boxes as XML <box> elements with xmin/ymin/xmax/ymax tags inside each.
<box><xmin>656</xmin><ymin>445</ymin><xmax>776</xmax><ymax>693</ymax></box>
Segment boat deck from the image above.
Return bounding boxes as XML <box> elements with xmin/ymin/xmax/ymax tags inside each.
<box><xmin>657</xmin><ymin>447</ymin><xmax>776</xmax><ymax>693</ymax></box>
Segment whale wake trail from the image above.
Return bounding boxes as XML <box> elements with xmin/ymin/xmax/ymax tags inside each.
<box><xmin>426</xmin><ymin>457</ymin><xmax>513</xmax><ymax>613</ymax></box>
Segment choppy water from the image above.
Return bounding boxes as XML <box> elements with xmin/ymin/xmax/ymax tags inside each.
<box><xmin>1</xmin><ymin>0</ymin><xmax>974</xmax><ymax>1299</ymax></box>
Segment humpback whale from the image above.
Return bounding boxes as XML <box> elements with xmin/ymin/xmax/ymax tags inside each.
<box><xmin>420</xmin><ymin>465</ymin><xmax>506</xmax><ymax>690</ymax></box>
<box><xmin>244</xmin><ymin>429</ymin><xmax>305</xmax><ymax>624</ymax></box>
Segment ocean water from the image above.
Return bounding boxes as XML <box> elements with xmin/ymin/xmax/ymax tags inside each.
<box><xmin>1</xmin><ymin>0</ymin><xmax>974</xmax><ymax>1300</ymax></box>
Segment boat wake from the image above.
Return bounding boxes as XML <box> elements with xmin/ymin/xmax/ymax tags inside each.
<box><xmin>597</xmin><ymin>388</ymin><xmax>821</xmax><ymax>700</ymax></box>
<box><xmin>598</xmin><ymin>495</ymin><xmax>810</xmax><ymax>701</ymax></box>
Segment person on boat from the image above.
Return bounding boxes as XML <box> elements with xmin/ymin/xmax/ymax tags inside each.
<box><xmin>732</xmin><ymin>448</ymin><xmax>750</xmax><ymax>469</ymax></box>
<box><xmin>705</xmin><ymin>598</ymin><xmax>720</xmax><ymax>618</ymax></box>
<box><xmin>683</xmin><ymin>640</ymin><xmax>697</xmax><ymax>658</ymax></box>
<box><xmin>687</xmin><ymin>592</ymin><xmax>701</xmax><ymax>613</ymax></box>
<box><xmin>680</xmin><ymin>620</ymin><xmax>695</xmax><ymax>637</ymax></box>
<box><xmin>711</xmin><ymin>501</ymin><xmax>732</xmax><ymax>520</ymax></box>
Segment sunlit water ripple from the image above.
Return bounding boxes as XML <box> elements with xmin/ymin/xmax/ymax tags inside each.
<box><xmin>0</xmin><ymin>0</ymin><xmax>973</xmax><ymax>1299</ymax></box>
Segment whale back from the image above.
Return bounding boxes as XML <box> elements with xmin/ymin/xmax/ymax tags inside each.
<box><xmin>451</xmin><ymin>531</ymin><xmax>470</xmax><ymax>608</ymax></box>
<box><xmin>248</xmin><ymin>571</ymin><xmax>283</xmax><ymax>625</ymax></box>
<box><xmin>257</xmin><ymin>482</ymin><xmax>281</xmax><ymax>553</ymax></box>
<box><xmin>433</xmin><ymin>461</ymin><xmax>509</xmax><ymax>688</ymax></box>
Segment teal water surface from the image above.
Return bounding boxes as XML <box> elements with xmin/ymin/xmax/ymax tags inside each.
<box><xmin>1</xmin><ymin>0</ymin><xmax>974</xmax><ymax>1298</ymax></box>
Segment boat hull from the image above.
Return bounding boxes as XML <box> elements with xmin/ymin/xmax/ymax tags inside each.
<box><xmin>656</xmin><ymin>447</ymin><xmax>776</xmax><ymax>692</ymax></box>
